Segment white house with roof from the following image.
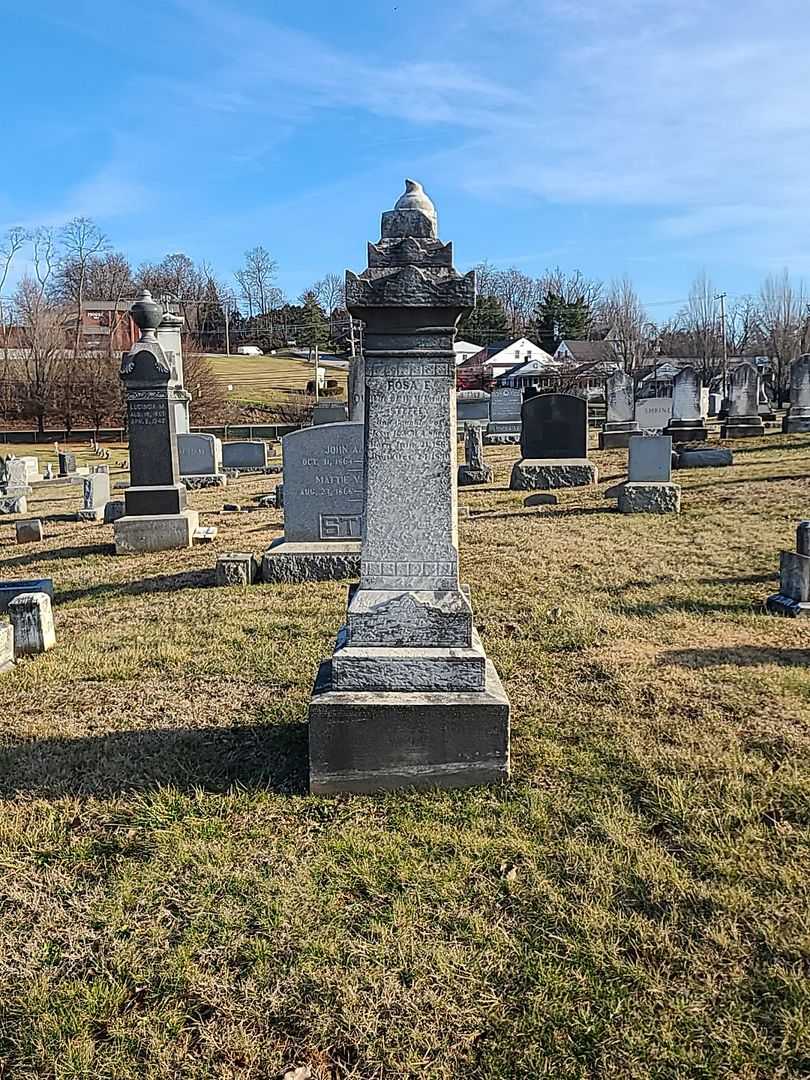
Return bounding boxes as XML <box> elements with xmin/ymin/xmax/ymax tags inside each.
<box><xmin>454</xmin><ymin>340</ymin><xmax>482</xmax><ymax>366</ymax></box>
<box><xmin>481</xmin><ymin>338</ymin><xmax>557</xmax><ymax>381</ymax></box>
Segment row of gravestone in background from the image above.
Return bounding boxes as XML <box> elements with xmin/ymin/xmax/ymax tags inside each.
<box><xmin>459</xmin><ymin>357</ymin><xmax>810</xmax><ymax>437</ymax></box>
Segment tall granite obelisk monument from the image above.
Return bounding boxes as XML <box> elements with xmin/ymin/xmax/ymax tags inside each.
<box><xmin>308</xmin><ymin>180</ymin><xmax>510</xmax><ymax>793</ymax></box>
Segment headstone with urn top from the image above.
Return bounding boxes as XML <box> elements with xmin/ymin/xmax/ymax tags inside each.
<box><xmin>665</xmin><ymin>366</ymin><xmax>708</xmax><ymax>443</ymax></box>
<box><xmin>113</xmin><ymin>291</ymin><xmax>206</xmax><ymax>553</ymax></box>
<box><xmin>486</xmin><ymin>386</ymin><xmax>522</xmax><ymax>443</ymax></box>
<box><xmin>308</xmin><ymin>180</ymin><xmax>510</xmax><ymax>793</ymax></box>
<box><xmin>783</xmin><ymin>355</ymin><xmax>810</xmax><ymax>433</ymax></box>
<box><xmin>510</xmin><ymin>393</ymin><xmax>597</xmax><ymax>489</ymax></box>
<box><xmin>262</xmin><ymin>420</ymin><xmax>364</xmax><ymax>582</ymax></box>
<box><xmin>599</xmin><ymin>370</ymin><xmax>640</xmax><ymax>449</ymax></box>
<box><xmin>721</xmin><ymin>363</ymin><xmax>765</xmax><ymax>439</ymax></box>
<box><xmin>767</xmin><ymin>521</ymin><xmax>810</xmax><ymax>617</ymax></box>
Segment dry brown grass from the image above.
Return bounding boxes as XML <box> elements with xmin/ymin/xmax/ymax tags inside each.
<box><xmin>0</xmin><ymin>431</ymin><xmax>808</xmax><ymax>1079</ymax></box>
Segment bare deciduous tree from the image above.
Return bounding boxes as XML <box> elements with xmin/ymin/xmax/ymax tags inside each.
<box><xmin>601</xmin><ymin>275</ymin><xmax>651</xmax><ymax>381</ymax></box>
<box><xmin>757</xmin><ymin>270</ymin><xmax>810</xmax><ymax>405</ymax></box>
<box><xmin>59</xmin><ymin>217</ymin><xmax>109</xmax><ymax>357</ymax></box>
<box><xmin>235</xmin><ymin>245</ymin><xmax>279</xmax><ymax>318</ymax></box>
<box><xmin>0</xmin><ymin>226</ymin><xmax>27</xmax><ymax>359</ymax></box>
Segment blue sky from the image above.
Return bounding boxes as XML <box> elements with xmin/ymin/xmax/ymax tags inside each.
<box><xmin>3</xmin><ymin>0</ymin><xmax>810</xmax><ymax>315</ymax></box>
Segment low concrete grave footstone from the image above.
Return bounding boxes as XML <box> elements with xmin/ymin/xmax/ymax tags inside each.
<box><xmin>114</xmin><ymin>291</ymin><xmax>207</xmax><ymax>553</ymax></box>
<box><xmin>457</xmin><ymin>389</ymin><xmax>490</xmax><ymax>425</ymax></box>
<box><xmin>510</xmin><ymin>393</ymin><xmax>597</xmax><ymax>489</ymax></box>
<box><xmin>523</xmin><ymin>493</ymin><xmax>558</xmax><ymax>506</ymax></box>
<box><xmin>767</xmin><ymin>521</ymin><xmax>810</xmax><ymax>617</ymax></box>
<box><xmin>262</xmin><ymin>420</ymin><xmax>363</xmax><ymax>582</ymax></box>
<box><xmin>178</xmin><ymin>433</ymin><xmax>226</xmax><ymax>488</ymax></box>
<box><xmin>9</xmin><ymin>591</ymin><xmax>55</xmax><ymax>654</ymax></box>
<box><xmin>665</xmin><ymin>366</ymin><xmax>708</xmax><ymax>443</ymax></box>
<box><xmin>0</xmin><ymin>578</ymin><xmax>53</xmax><ymax>614</ymax></box>
<box><xmin>634</xmin><ymin>397</ymin><xmax>672</xmax><ymax>431</ymax></box>
<box><xmin>77</xmin><ymin>472</ymin><xmax>111</xmax><ymax>522</ymax></box>
<box><xmin>0</xmin><ymin>623</ymin><xmax>14</xmax><ymax>673</ymax></box>
<box><xmin>215</xmin><ymin>552</ymin><xmax>260</xmax><ymax>586</ymax></box>
<box><xmin>486</xmin><ymin>386</ymin><xmax>523</xmax><ymax>443</ymax></box>
<box><xmin>599</xmin><ymin>370</ymin><xmax>640</xmax><ymax>449</ymax></box>
<box><xmin>221</xmin><ymin>441</ymin><xmax>270</xmax><ymax>471</ymax></box>
<box><xmin>674</xmin><ymin>447</ymin><xmax>733</xmax><ymax>469</ymax></box>
<box><xmin>783</xmin><ymin>354</ymin><xmax>810</xmax><ymax>434</ymax></box>
<box><xmin>15</xmin><ymin>519</ymin><xmax>43</xmax><ymax>544</ymax></box>
<box><xmin>104</xmin><ymin>500</ymin><xmax>126</xmax><ymax>524</ymax></box>
<box><xmin>458</xmin><ymin>424</ymin><xmax>492</xmax><ymax>485</ymax></box>
<box><xmin>721</xmin><ymin>363</ymin><xmax>765</xmax><ymax>439</ymax></box>
<box><xmin>312</xmin><ymin>401</ymin><xmax>349</xmax><ymax>425</ymax></box>
<box><xmin>617</xmin><ymin>434</ymin><xmax>680</xmax><ymax>514</ymax></box>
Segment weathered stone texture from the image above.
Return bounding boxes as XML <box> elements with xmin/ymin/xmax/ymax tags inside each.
<box><xmin>216</xmin><ymin>552</ymin><xmax>259</xmax><ymax>586</ymax></box>
<box><xmin>510</xmin><ymin>459</ymin><xmax>597</xmax><ymax>490</ymax></box>
<box><xmin>9</xmin><ymin>591</ymin><xmax>56</xmax><ymax>655</ymax></box>
<box><xmin>618</xmin><ymin>482</ymin><xmax>681</xmax><ymax>514</ymax></box>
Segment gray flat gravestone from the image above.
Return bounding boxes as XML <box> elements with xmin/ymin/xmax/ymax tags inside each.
<box><xmin>78</xmin><ymin>473</ymin><xmax>111</xmax><ymax>522</ymax></box>
<box><xmin>177</xmin><ymin>433</ymin><xmax>225</xmax><ymax>487</ymax></box>
<box><xmin>457</xmin><ymin>390</ymin><xmax>490</xmax><ymax>425</ymax></box>
<box><xmin>221</xmin><ymin>441</ymin><xmax>269</xmax><ymax>470</ymax></box>
<box><xmin>486</xmin><ymin>386</ymin><xmax>522</xmax><ymax>443</ymax></box>
<box><xmin>783</xmin><ymin>354</ymin><xmax>810</xmax><ymax>433</ymax></box>
<box><xmin>599</xmin><ymin>370</ymin><xmax>640</xmax><ymax>448</ymax></box>
<box><xmin>157</xmin><ymin>311</ymin><xmax>192</xmax><ymax>435</ymax></box>
<box><xmin>15</xmin><ymin>519</ymin><xmax>43</xmax><ymax>544</ymax></box>
<box><xmin>312</xmin><ymin>401</ymin><xmax>349</xmax><ymax>425</ymax></box>
<box><xmin>665</xmin><ymin>366</ymin><xmax>708</xmax><ymax>443</ymax></box>
<box><xmin>767</xmin><ymin>520</ymin><xmax>810</xmax><ymax>617</ymax></box>
<box><xmin>262</xmin><ymin>421</ymin><xmax>364</xmax><ymax>582</ymax></box>
<box><xmin>113</xmin><ymin>291</ymin><xmax>199</xmax><ymax>553</ymax></box>
<box><xmin>510</xmin><ymin>393</ymin><xmax>597</xmax><ymax>489</ymax></box>
<box><xmin>618</xmin><ymin>434</ymin><xmax>681</xmax><ymax>514</ymax></box>
<box><xmin>308</xmin><ymin>179</ymin><xmax>510</xmax><ymax>794</ymax></box>
<box><xmin>458</xmin><ymin>423</ymin><xmax>492</xmax><ymax>485</ymax></box>
<box><xmin>721</xmin><ymin>363</ymin><xmax>765</xmax><ymax>438</ymax></box>
<box><xmin>635</xmin><ymin>397</ymin><xmax>672</xmax><ymax>431</ymax></box>
<box><xmin>5</xmin><ymin>459</ymin><xmax>31</xmax><ymax>496</ymax></box>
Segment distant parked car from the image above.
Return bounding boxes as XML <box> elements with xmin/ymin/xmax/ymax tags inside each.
<box><xmin>236</xmin><ymin>345</ymin><xmax>263</xmax><ymax>356</ymax></box>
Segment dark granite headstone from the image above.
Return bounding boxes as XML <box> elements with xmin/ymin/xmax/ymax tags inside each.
<box><xmin>58</xmin><ymin>452</ymin><xmax>76</xmax><ymax>477</ymax></box>
<box><xmin>520</xmin><ymin>393</ymin><xmax>587</xmax><ymax>459</ymax></box>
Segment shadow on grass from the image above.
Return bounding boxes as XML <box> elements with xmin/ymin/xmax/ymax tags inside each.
<box><xmin>660</xmin><ymin>646</ymin><xmax>810</xmax><ymax>668</ymax></box>
<box><xmin>59</xmin><ymin>568</ymin><xmax>216</xmax><ymax>605</ymax></box>
<box><xmin>0</xmin><ymin>721</ymin><xmax>308</xmax><ymax>798</ymax></box>
<box><xmin>696</xmin><ymin>571</ymin><xmax>778</xmax><ymax>586</ymax></box>
<box><xmin>687</xmin><ymin>473</ymin><xmax>807</xmax><ymax>492</ymax></box>
<box><xmin>0</xmin><ymin>543</ymin><xmax>113</xmax><ymax>569</ymax></box>
<box><xmin>616</xmin><ymin>596</ymin><xmax>763</xmax><ymax>617</ymax></box>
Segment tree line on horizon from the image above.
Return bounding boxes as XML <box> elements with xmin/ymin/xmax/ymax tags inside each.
<box><xmin>1</xmin><ymin>216</ymin><xmax>809</xmax><ymax>430</ymax></box>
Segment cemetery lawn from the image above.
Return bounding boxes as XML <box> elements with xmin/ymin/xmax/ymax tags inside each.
<box><xmin>1</xmin><ymin>432</ymin><xmax>809</xmax><ymax>1079</ymax></box>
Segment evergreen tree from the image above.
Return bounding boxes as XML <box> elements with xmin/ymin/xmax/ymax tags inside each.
<box><xmin>299</xmin><ymin>290</ymin><xmax>329</xmax><ymax>353</ymax></box>
<box><xmin>528</xmin><ymin>291</ymin><xmax>590</xmax><ymax>353</ymax></box>
<box><xmin>460</xmin><ymin>293</ymin><xmax>508</xmax><ymax>343</ymax></box>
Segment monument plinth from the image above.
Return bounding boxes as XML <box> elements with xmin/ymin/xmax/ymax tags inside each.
<box><xmin>308</xmin><ymin>180</ymin><xmax>510</xmax><ymax>793</ymax></box>
<box><xmin>114</xmin><ymin>291</ymin><xmax>202</xmax><ymax>553</ymax></box>
<box><xmin>783</xmin><ymin>355</ymin><xmax>810</xmax><ymax>434</ymax></box>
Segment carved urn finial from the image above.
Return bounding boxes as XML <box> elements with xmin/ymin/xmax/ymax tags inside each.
<box><xmin>130</xmin><ymin>290</ymin><xmax>163</xmax><ymax>340</ymax></box>
<box><xmin>394</xmin><ymin>178</ymin><xmax>437</xmax><ymax>232</ymax></box>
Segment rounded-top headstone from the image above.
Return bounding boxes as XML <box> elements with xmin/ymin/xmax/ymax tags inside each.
<box><xmin>394</xmin><ymin>179</ymin><xmax>438</xmax><ymax>231</ymax></box>
<box><xmin>130</xmin><ymin>290</ymin><xmax>163</xmax><ymax>334</ymax></box>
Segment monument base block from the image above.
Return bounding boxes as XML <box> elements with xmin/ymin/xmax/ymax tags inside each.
<box><xmin>618</xmin><ymin>482</ymin><xmax>681</xmax><ymax>514</ymax></box>
<box><xmin>783</xmin><ymin>416</ymin><xmax>810</xmax><ymax>434</ymax></box>
<box><xmin>114</xmin><ymin>510</ymin><xmax>199</xmax><ymax>554</ymax></box>
<box><xmin>77</xmin><ymin>508</ymin><xmax>104</xmax><ymax>523</ymax></box>
<box><xmin>261</xmin><ymin>539</ymin><xmax>361</xmax><ymax>583</ymax></box>
<box><xmin>182</xmin><ymin>474</ymin><xmax>227</xmax><ymax>490</ymax></box>
<box><xmin>510</xmin><ymin>458</ymin><xmax>598</xmax><ymax>490</ymax></box>
<box><xmin>720</xmin><ymin>418</ymin><xmax>766</xmax><ymax>439</ymax></box>
<box><xmin>308</xmin><ymin>657</ymin><xmax>510</xmax><ymax>794</ymax></box>
<box><xmin>766</xmin><ymin>594</ymin><xmax>810</xmax><ymax>618</ymax></box>
<box><xmin>457</xmin><ymin>464</ymin><xmax>493</xmax><ymax>486</ymax></box>
<box><xmin>665</xmin><ymin>420</ymin><xmax>709</xmax><ymax>444</ymax></box>
<box><xmin>599</xmin><ymin>421</ymin><xmax>640</xmax><ymax>449</ymax></box>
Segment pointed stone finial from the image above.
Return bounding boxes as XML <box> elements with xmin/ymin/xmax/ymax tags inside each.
<box><xmin>394</xmin><ymin>179</ymin><xmax>437</xmax><ymax>231</ymax></box>
<box><xmin>130</xmin><ymin>290</ymin><xmax>163</xmax><ymax>338</ymax></box>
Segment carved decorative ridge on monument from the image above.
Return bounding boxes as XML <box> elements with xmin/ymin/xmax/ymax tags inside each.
<box><xmin>367</xmin><ymin>237</ymin><xmax>453</xmax><ymax>268</ymax></box>
<box><xmin>346</xmin><ymin>265</ymin><xmax>476</xmax><ymax>308</ymax></box>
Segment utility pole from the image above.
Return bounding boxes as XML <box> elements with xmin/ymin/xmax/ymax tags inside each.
<box><xmin>716</xmin><ymin>291</ymin><xmax>728</xmax><ymax>398</ymax></box>
<box><xmin>314</xmin><ymin>343</ymin><xmax>320</xmax><ymax>403</ymax></box>
<box><xmin>224</xmin><ymin>297</ymin><xmax>231</xmax><ymax>356</ymax></box>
